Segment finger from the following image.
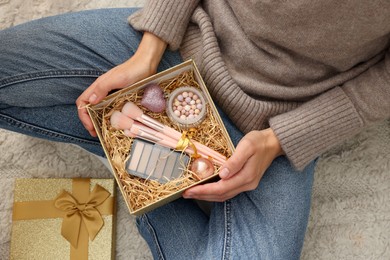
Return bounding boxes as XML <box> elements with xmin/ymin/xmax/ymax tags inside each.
<box><xmin>77</xmin><ymin>70</ymin><xmax>111</xmax><ymax>103</ymax></box>
<box><xmin>88</xmin><ymin>65</ymin><xmax>137</xmax><ymax>105</ymax></box>
<box><xmin>182</xmin><ymin>181</ymin><xmax>231</xmax><ymax>201</ymax></box>
<box><xmin>76</xmin><ymin>98</ymin><xmax>96</xmax><ymax>135</ymax></box>
<box><xmin>183</xmin><ymin>173</ymin><xmax>250</xmax><ymax>201</ymax></box>
<box><xmin>220</xmin><ymin>138</ymin><xmax>255</xmax><ymax>179</ymax></box>
<box><xmin>75</xmin><ymin>70</ymin><xmax>115</xmax><ymax>136</ymax></box>
<box><xmin>77</xmin><ymin>106</ymin><xmax>97</xmax><ymax>137</ymax></box>
<box><xmin>76</xmin><ymin>90</ymin><xmax>98</xmax><ymax>136</ymax></box>
<box><xmin>86</xmin><ymin>69</ymin><xmax>116</xmax><ymax>104</ymax></box>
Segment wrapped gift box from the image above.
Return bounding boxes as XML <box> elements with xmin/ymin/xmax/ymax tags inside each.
<box><xmin>10</xmin><ymin>178</ymin><xmax>116</xmax><ymax>260</ymax></box>
<box><xmin>87</xmin><ymin>59</ymin><xmax>234</xmax><ymax>215</ymax></box>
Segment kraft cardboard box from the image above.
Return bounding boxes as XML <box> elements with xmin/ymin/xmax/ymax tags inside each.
<box><xmin>87</xmin><ymin>59</ymin><xmax>234</xmax><ymax>215</ymax></box>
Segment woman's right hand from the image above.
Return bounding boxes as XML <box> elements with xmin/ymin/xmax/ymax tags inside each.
<box><xmin>76</xmin><ymin>32</ymin><xmax>167</xmax><ymax>137</ymax></box>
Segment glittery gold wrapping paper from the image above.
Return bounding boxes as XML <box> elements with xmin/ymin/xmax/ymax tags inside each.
<box><xmin>10</xmin><ymin>178</ymin><xmax>116</xmax><ymax>260</ymax></box>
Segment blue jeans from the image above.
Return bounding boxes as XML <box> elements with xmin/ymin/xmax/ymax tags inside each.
<box><xmin>0</xmin><ymin>9</ymin><xmax>316</xmax><ymax>260</ymax></box>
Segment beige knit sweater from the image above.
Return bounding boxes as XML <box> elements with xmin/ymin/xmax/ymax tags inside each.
<box><xmin>129</xmin><ymin>0</ymin><xmax>390</xmax><ymax>170</ymax></box>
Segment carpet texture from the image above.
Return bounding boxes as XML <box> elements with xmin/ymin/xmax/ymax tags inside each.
<box><xmin>0</xmin><ymin>1</ymin><xmax>389</xmax><ymax>259</ymax></box>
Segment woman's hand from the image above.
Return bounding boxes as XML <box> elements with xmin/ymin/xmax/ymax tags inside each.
<box><xmin>182</xmin><ymin>128</ymin><xmax>285</xmax><ymax>202</ymax></box>
<box><xmin>76</xmin><ymin>32</ymin><xmax>167</xmax><ymax>136</ymax></box>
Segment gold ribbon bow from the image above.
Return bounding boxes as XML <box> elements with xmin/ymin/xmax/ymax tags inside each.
<box><xmin>12</xmin><ymin>178</ymin><xmax>115</xmax><ymax>260</ymax></box>
<box><xmin>175</xmin><ymin>128</ymin><xmax>200</xmax><ymax>158</ymax></box>
<box><xmin>54</xmin><ymin>184</ymin><xmax>110</xmax><ymax>248</ymax></box>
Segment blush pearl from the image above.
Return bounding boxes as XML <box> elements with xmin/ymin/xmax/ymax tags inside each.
<box><xmin>167</xmin><ymin>86</ymin><xmax>207</xmax><ymax>127</ymax></box>
<box><xmin>190</xmin><ymin>158</ymin><xmax>215</xmax><ymax>179</ymax></box>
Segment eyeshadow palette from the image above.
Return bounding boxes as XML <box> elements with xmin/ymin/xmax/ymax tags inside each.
<box><xmin>126</xmin><ymin>139</ymin><xmax>190</xmax><ymax>183</ymax></box>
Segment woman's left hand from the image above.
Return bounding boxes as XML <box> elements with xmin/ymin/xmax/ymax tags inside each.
<box><xmin>182</xmin><ymin>128</ymin><xmax>285</xmax><ymax>202</ymax></box>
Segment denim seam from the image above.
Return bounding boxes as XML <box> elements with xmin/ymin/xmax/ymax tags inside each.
<box><xmin>0</xmin><ymin>69</ymin><xmax>104</xmax><ymax>88</ymax></box>
<box><xmin>222</xmin><ymin>200</ymin><xmax>232</xmax><ymax>260</ymax></box>
<box><xmin>142</xmin><ymin>214</ymin><xmax>166</xmax><ymax>260</ymax></box>
<box><xmin>0</xmin><ymin>113</ymin><xmax>101</xmax><ymax>146</ymax></box>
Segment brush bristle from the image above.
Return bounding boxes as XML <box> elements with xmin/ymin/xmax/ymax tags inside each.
<box><xmin>110</xmin><ymin>111</ymin><xmax>133</xmax><ymax>130</ymax></box>
<box><xmin>122</xmin><ymin>102</ymin><xmax>143</xmax><ymax>119</ymax></box>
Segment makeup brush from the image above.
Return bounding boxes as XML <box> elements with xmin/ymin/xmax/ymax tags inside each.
<box><xmin>121</xmin><ymin>102</ymin><xmax>227</xmax><ymax>163</ymax></box>
<box><xmin>126</xmin><ymin>121</ymin><xmax>225</xmax><ymax>166</ymax></box>
<box><xmin>110</xmin><ymin>110</ymin><xmax>224</xmax><ymax>164</ymax></box>
<box><xmin>111</xmin><ymin>109</ymin><xmax>226</xmax><ymax>165</ymax></box>
<box><xmin>123</xmin><ymin>126</ymin><xmax>224</xmax><ymax>166</ymax></box>
<box><xmin>110</xmin><ymin>110</ymin><xmax>134</xmax><ymax>129</ymax></box>
<box><xmin>111</xmin><ymin>110</ymin><xmax>163</xmax><ymax>143</ymax></box>
<box><xmin>122</xmin><ymin>101</ymin><xmax>176</xmax><ymax>135</ymax></box>
<box><xmin>111</xmin><ymin>111</ymin><xmax>173</xmax><ymax>145</ymax></box>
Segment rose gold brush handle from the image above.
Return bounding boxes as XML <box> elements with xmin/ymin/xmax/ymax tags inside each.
<box><xmin>164</xmin><ymin>127</ymin><xmax>227</xmax><ymax>163</ymax></box>
<box><xmin>124</xmin><ymin>128</ymin><xmax>223</xmax><ymax>166</ymax></box>
<box><xmin>131</xmin><ymin>123</ymin><xmax>225</xmax><ymax>166</ymax></box>
<box><xmin>110</xmin><ymin>110</ymin><xmax>225</xmax><ymax>165</ymax></box>
<box><xmin>138</xmin><ymin>114</ymin><xmax>227</xmax><ymax>163</ymax></box>
<box><xmin>121</xmin><ymin>102</ymin><xmax>227</xmax><ymax>163</ymax></box>
<box><xmin>153</xmin><ymin>135</ymin><xmax>225</xmax><ymax>166</ymax></box>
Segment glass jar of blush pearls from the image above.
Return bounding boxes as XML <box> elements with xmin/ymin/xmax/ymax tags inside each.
<box><xmin>167</xmin><ymin>86</ymin><xmax>207</xmax><ymax>128</ymax></box>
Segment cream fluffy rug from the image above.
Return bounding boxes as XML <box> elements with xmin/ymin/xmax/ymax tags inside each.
<box><xmin>0</xmin><ymin>1</ymin><xmax>389</xmax><ymax>259</ymax></box>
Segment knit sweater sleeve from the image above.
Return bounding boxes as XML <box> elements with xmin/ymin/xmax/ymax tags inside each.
<box><xmin>269</xmin><ymin>48</ymin><xmax>390</xmax><ymax>171</ymax></box>
<box><xmin>128</xmin><ymin>0</ymin><xmax>200</xmax><ymax>50</ymax></box>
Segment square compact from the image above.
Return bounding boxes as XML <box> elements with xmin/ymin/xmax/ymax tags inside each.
<box><xmin>125</xmin><ymin>139</ymin><xmax>190</xmax><ymax>183</ymax></box>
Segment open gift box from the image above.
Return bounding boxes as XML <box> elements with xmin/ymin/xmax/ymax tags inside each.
<box><xmin>87</xmin><ymin>60</ymin><xmax>234</xmax><ymax>215</ymax></box>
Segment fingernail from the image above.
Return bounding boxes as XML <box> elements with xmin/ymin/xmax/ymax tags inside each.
<box><xmin>219</xmin><ymin>168</ymin><xmax>230</xmax><ymax>178</ymax></box>
<box><xmin>89</xmin><ymin>93</ymin><xmax>97</xmax><ymax>103</ymax></box>
<box><xmin>183</xmin><ymin>192</ymin><xmax>193</xmax><ymax>199</ymax></box>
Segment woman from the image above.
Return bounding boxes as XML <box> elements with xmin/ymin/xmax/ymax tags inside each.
<box><xmin>1</xmin><ymin>1</ymin><xmax>389</xmax><ymax>259</ymax></box>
